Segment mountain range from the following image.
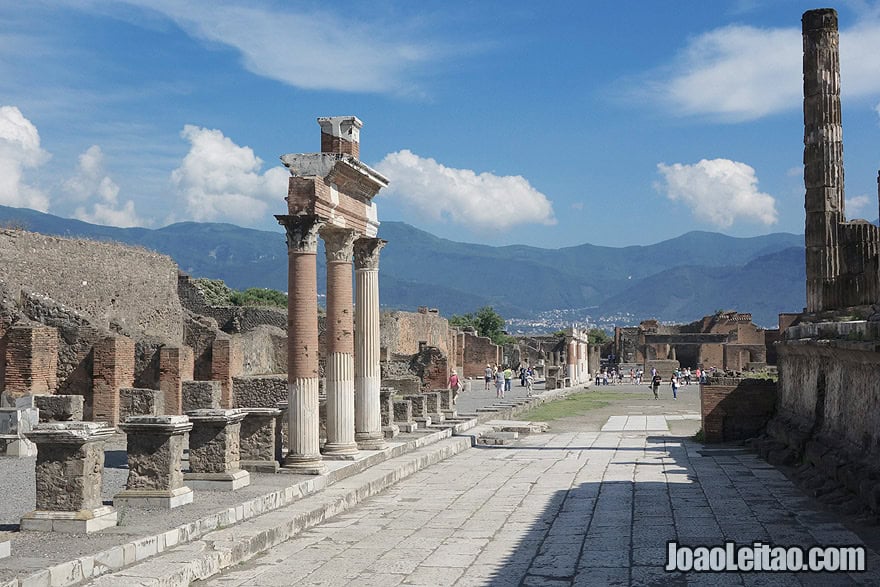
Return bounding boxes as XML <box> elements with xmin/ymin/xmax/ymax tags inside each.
<box><xmin>0</xmin><ymin>204</ymin><xmax>807</xmax><ymax>327</ymax></box>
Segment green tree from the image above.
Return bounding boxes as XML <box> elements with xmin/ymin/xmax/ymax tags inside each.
<box><xmin>228</xmin><ymin>287</ymin><xmax>288</xmax><ymax>308</ymax></box>
<box><xmin>450</xmin><ymin>306</ymin><xmax>512</xmax><ymax>345</ymax></box>
<box><xmin>587</xmin><ymin>328</ymin><xmax>610</xmax><ymax>345</ymax></box>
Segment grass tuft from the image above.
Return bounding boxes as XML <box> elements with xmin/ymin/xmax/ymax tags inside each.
<box><xmin>522</xmin><ymin>391</ymin><xmax>617</xmax><ymax>422</ymax></box>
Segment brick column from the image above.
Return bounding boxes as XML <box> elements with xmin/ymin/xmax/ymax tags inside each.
<box><xmin>320</xmin><ymin>226</ymin><xmax>359</xmax><ymax>459</ymax></box>
<box><xmin>159</xmin><ymin>346</ymin><xmax>194</xmax><ymax>415</ymax></box>
<box><xmin>275</xmin><ymin>214</ymin><xmax>325</xmax><ymax>474</ymax></box>
<box><xmin>3</xmin><ymin>326</ymin><xmax>58</xmax><ymax>403</ymax></box>
<box><xmin>211</xmin><ymin>337</ymin><xmax>242</xmax><ymax>409</ymax></box>
<box><xmin>354</xmin><ymin>237</ymin><xmax>386</xmax><ymax>450</ymax></box>
<box><xmin>92</xmin><ymin>335</ymin><xmax>135</xmax><ymax>426</ymax></box>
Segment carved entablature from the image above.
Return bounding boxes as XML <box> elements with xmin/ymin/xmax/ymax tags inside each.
<box><xmin>275</xmin><ymin>214</ymin><xmax>323</xmax><ymax>254</ymax></box>
<box><xmin>353</xmin><ymin>238</ymin><xmax>387</xmax><ymax>271</ymax></box>
<box><xmin>321</xmin><ymin>226</ymin><xmax>357</xmax><ymax>263</ymax></box>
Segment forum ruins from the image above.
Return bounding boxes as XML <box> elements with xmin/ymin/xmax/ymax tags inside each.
<box><xmin>1</xmin><ymin>6</ymin><xmax>880</xmax><ymax>583</ymax></box>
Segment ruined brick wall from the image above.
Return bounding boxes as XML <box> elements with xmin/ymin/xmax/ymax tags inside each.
<box><xmin>700</xmin><ymin>378</ymin><xmax>777</xmax><ymax>443</ymax></box>
<box><xmin>1</xmin><ymin>325</ymin><xmax>58</xmax><ymax>403</ymax></box>
<box><xmin>698</xmin><ymin>343</ymin><xmax>724</xmax><ymax>370</ymax></box>
<box><xmin>723</xmin><ymin>344</ymin><xmax>766</xmax><ymax>371</ymax></box>
<box><xmin>211</xmin><ymin>336</ymin><xmax>243</xmax><ymax>408</ymax></box>
<box><xmin>158</xmin><ymin>346</ymin><xmax>194</xmax><ymax>415</ymax></box>
<box><xmin>232</xmin><ymin>374</ymin><xmax>287</xmax><ymax>408</ymax></box>
<box><xmin>462</xmin><ymin>332</ymin><xmax>500</xmax><ymax>378</ymax></box>
<box><xmin>92</xmin><ymin>335</ymin><xmax>135</xmax><ymax>425</ymax></box>
<box><xmin>0</xmin><ymin>229</ymin><xmax>183</xmax><ymax>340</ymax></box>
<box><xmin>408</xmin><ymin>346</ymin><xmax>448</xmax><ymax>391</ymax></box>
<box><xmin>380</xmin><ymin>310</ymin><xmax>451</xmax><ymax>356</ymax></box>
<box><xmin>178</xmin><ymin>274</ymin><xmax>287</xmax><ymax>334</ymax></box>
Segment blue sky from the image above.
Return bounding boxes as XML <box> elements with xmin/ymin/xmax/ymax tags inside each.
<box><xmin>2</xmin><ymin>0</ymin><xmax>880</xmax><ymax>248</ymax></box>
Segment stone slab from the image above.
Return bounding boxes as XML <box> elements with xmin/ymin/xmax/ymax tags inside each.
<box><xmin>113</xmin><ymin>487</ymin><xmax>194</xmax><ymax>509</ymax></box>
<box><xmin>240</xmin><ymin>460</ymin><xmax>280</xmax><ymax>474</ymax></box>
<box><xmin>184</xmin><ymin>470</ymin><xmax>250</xmax><ymax>491</ymax></box>
<box><xmin>0</xmin><ymin>539</ymin><xmax>9</xmax><ymax>560</ymax></box>
<box><xmin>19</xmin><ymin>506</ymin><xmax>117</xmax><ymax>534</ymax></box>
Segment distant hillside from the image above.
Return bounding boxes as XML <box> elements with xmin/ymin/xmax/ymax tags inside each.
<box><xmin>0</xmin><ymin>205</ymin><xmax>806</xmax><ymax>326</ymax></box>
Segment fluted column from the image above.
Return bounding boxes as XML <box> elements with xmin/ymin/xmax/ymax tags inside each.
<box><xmin>354</xmin><ymin>237</ymin><xmax>387</xmax><ymax>450</ymax></box>
<box><xmin>275</xmin><ymin>214</ymin><xmax>325</xmax><ymax>474</ymax></box>
<box><xmin>321</xmin><ymin>226</ymin><xmax>359</xmax><ymax>458</ymax></box>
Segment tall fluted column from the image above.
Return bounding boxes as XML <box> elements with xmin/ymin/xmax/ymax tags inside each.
<box><xmin>803</xmin><ymin>8</ymin><xmax>844</xmax><ymax>312</ymax></box>
<box><xmin>320</xmin><ymin>226</ymin><xmax>359</xmax><ymax>458</ymax></box>
<box><xmin>275</xmin><ymin>214</ymin><xmax>325</xmax><ymax>474</ymax></box>
<box><xmin>354</xmin><ymin>237</ymin><xmax>387</xmax><ymax>450</ymax></box>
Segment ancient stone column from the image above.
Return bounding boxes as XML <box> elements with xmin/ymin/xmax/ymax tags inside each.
<box><xmin>354</xmin><ymin>237</ymin><xmax>387</xmax><ymax>450</ymax></box>
<box><xmin>115</xmin><ymin>415</ymin><xmax>193</xmax><ymax>509</ymax></box>
<box><xmin>320</xmin><ymin>226</ymin><xmax>359</xmax><ymax>459</ymax></box>
<box><xmin>21</xmin><ymin>422</ymin><xmax>117</xmax><ymax>532</ymax></box>
<box><xmin>379</xmin><ymin>388</ymin><xmax>399</xmax><ymax>439</ymax></box>
<box><xmin>803</xmin><ymin>8</ymin><xmax>844</xmax><ymax>312</ymax></box>
<box><xmin>275</xmin><ymin>214</ymin><xmax>325</xmax><ymax>474</ymax></box>
<box><xmin>185</xmin><ymin>409</ymin><xmax>250</xmax><ymax>490</ymax></box>
<box><xmin>239</xmin><ymin>407</ymin><xmax>281</xmax><ymax>473</ymax></box>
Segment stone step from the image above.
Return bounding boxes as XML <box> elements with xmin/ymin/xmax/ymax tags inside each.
<box><xmin>88</xmin><ymin>435</ymin><xmax>473</xmax><ymax>586</ymax></box>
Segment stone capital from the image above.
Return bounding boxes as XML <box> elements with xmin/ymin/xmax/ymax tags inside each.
<box><xmin>354</xmin><ymin>238</ymin><xmax>387</xmax><ymax>270</ymax></box>
<box><xmin>276</xmin><ymin>214</ymin><xmax>324</xmax><ymax>254</ymax></box>
<box><xmin>321</xmin><ymin>226</ymin><xmax>358</xmax><ymax>263</ymax></box>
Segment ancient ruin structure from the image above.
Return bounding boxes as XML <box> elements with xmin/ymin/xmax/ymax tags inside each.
<box><xmin>802</xmin><ymin>8</ymin><xmax>880</xmax><ymax>312</ymax></box>
<box><xmin>276</xmin><ymin>116</ymin><xmax>388</xmax><ymax>472</ymax></box>
<box><xmin>614</xmin><ymin>311</ymin><xmax>767</xmax><ymax>375</ymax></box>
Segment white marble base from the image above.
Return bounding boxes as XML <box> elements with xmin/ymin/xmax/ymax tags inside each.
<box><xmin>185</xmin><ymin>469</ymin><xmax>250</xmax><ymax>491</ymax></box>
<box><xmin>113</xmin><ymin>486</ymin><xmax>193</xmax><ymax>509</ymax></box>
<box><xmin>20</xmin><ymin>505</ymin><xmax>117</xmax><ymax>533</ymax></box>
<box><xmin>240</xmin><ymin>459</ymin><xmax>280</xmax><ymax>473</ymax></box>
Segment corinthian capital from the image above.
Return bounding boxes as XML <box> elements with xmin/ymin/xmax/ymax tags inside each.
<box><xmin>354</xmin><ymin>237</ymin><xmax>387</xmax><ymax>270</ymax></box>
<box><xmin>320</xmin><ymin>226</ymin><xmax>358</xmax><ymax>263</ymax></box>
<box><xmin>275</xmin><ymin>214</ymin><xmax>323</xmax><ymax>253</ymax></box>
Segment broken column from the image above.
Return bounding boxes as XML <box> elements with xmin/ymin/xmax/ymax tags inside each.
<box><xmin>159</xmin><ymin>346</ymin><xmax>194</xmax><ymax>415</ymax></box>
<box><xmin>115</xmin><ymin>415</ymin><xmax>193</xmax><ymax>509</ymax></box>
<box><xmin>803</xmin><ymin>8</ymin><xmax>844</xmax><ymax>312</ymax></box>
<box><xmin>239</xmin><ymin>407</ymin><xmax>281</xmax><ymax>473</ymax></box>
<box><xmin>354</xmin><ymin>237</ymin><xmax>387</xmax><ymax>450</ymax></box>
<box><xmin>211</xmin><ymin>337</ymin><xmax>242</xmax><ymax>409</ymax></box>
<box><xmin>275</xmin><ymin>215</ymin><xmax>325</xmax><ymax>475</ymax></box>
<box><xmin>20</xmin><ymin>422</ymin><xmax>117</xmax><ymax>532</ymax></box>
<box><xmin>321</xmin><ymin>226</ymin><xmax>359</xmax><ymax>459</ymax></box>
<box><xmin>185</xmin><ymin>409</ymin><xmax>250</xmax><ymax>490</ymax></box>
<box><xmin>92</xmin><ymin>335</ymin><xmax>135</xmax><ymax>426</ymax></box>
<box><xmin>380</xmin><ymin>388</ymin><xmax>399</xmax><ymax>439</ymax></box>
<box><xmin>2</xmin><ymin>326</ymin><xmax>58</xmax><ymax>405</ymax></box>
<box><xmin>424</xmin><ymin>391</ymin><xmax>445</xmax><ymax>423</ymax></box>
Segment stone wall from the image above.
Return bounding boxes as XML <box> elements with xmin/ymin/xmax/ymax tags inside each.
<box><xmin>700</xmin><ymin>378</ymin><xmax>777</xmax><ymax>443</ymax></box>
<box><xmin>380</xmin><ymin>310</ymin><xmax>451</xmax><ymax>357</ymax></box>
<box><xmin>461</xmin><ymin>331</ymin><xmax>501</xmax><ymax>378</ymax></box>
<box><xmin>232</xmin><ymin>374</ymin><xmax>287</xmax><ymax>408</ymax></box>
<box><xmin>0</xmin><ymin>229</ymin><xmax>183</xmax><ymax>340</ymax></box>
<box><xmin>1</xmin><ymin>325</ymin><xmax>58</xmax><ymax>405</ymax></box>
<box><xmin>177</xmin><ymin>274</ymin><xmax>287</xmax><ymax>334</ymax></box>
<box><xmin>92</xmin><ymin>335</ymin><xmax>135</xmax><ymax>425</ymax></box>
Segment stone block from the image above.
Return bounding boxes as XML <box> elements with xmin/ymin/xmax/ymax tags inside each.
<box><xmin>185</xmin><ymin>469</ymin><xmax>251</xmax><ymax>491</ymax></box>
<box><xmin>423</xmin><ymin>391</ymin><xmax>444</xmax><ymax>421</ymax></box>
<box><xmin>0</xmin><ymin>406</ymin><xmax>38</xmax><ymax>436</ymax></box>
<box><xmin>185</xmin><ymin>409</ymin><xmax>248</xmax><ymax>490</ymax></box>
<box><xmin>393</xmin><ymin>399</ymin><xmax>413</xmax><ymax>423</ymax></box>
<box><xmin>239</xmin><ymin>407</ymin><xmax>280</xmax><ymax>473</ymax></box>
<box><xmin>181</xmin><ymin>381</ymin><xmax>222</xmax><ymax>412</ymax></box>
<box><xmin>404</xmin><ymin>395</ymin><xmax>427</xmax><ymax>418</ymax></box>
<box><xmin>119</xmin><ymin>388</ymin><xmax>164</xmax><ymax>421</ymax></box>
<box><xmin>20</xmin><ymin>506</ymin><xmax>118</xmax><ymax>533</ymax></box>
<box><xmin>32</xmin><ymin>395</ymin><xmax>84</xmax><ymax>422</ymax></box>
<box><xmin>397</xmin><ymin>422</ymin><xmax>418</xmax><ymax>433</ymax></box>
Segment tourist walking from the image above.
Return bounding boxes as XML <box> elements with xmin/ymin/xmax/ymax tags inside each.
<box><xmin>503</xmin><ymin>367</ymin><xmax>513</xmax><ymax>393</ymax></box>
<box><xmin>651</xmin><ymin>373</ymin><xmax>662</xmax><ymax>399</ymax></box>
<box><xmin>484</xmin><ymin>365</ymin><xmax>493</xmax><ymax>390</ymax></box>
<box><xmin>525</xmin><ymin>370</ymin><xmax>534</xmax><ymax>397</ymax></box>
<box><xmin>495</xmin><ymin>369</ymin><xmax>505</xmax><ymax>398</ymax></box>
<box><xmin>671</xmin><ymin>375</ymin><xmax>679</xmax><ymax>399</ymax></box>
<box><xmin>448</xmin><ymin>370</ymin><xmax>462</xmax><ymax>401</ymax></box>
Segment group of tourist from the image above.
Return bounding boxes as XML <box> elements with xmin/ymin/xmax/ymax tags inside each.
<box><xmin>480</xmin><ymin>364</ymin><xmax>536</xmax><ymax>398</ymax></box>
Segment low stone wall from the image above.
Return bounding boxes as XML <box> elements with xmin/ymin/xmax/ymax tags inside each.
<box><xmin>750</xmin><ymin>332</ymin><xmax>880</xmax><ymax>514</ymax></box>
<box><xmin>233</xmin><ymin>374</ymin><xmax>287</xmax><ymax>408</ymax></box>
<box><xmin>700</xmin><ymin>378</ymin><xmax>776</xmax><ymax>443</ymax></box>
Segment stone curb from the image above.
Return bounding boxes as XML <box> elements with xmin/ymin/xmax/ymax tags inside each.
<box><xmin>0</xmin><ymin>422</ymin><xmax>472</xmax><ymax>587</ymax></box>
<box><xmin>88</xmin><ymin>436</ymin><xmax>473</xmax><ymax>586</ymax></box>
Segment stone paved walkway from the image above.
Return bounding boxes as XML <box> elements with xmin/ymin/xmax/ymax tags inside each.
<box><xmin>198</xmin><ymin>426</ymin><xmax>880</xmax><ymax>586</ymax></box>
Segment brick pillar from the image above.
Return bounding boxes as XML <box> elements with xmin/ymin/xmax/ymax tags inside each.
<box><xmin>211</xmin><ymin>337</ymin><xmax>242</xmax><ymax>408</ymax></box>
<box><xmin>3</xmin><ymin>326</ymin><xmax>58</xmax><ymax>403</ymax></box>
<box><xmin>321</xmin><ymin>226</ymin><xmax>359</xmax><ymax>459</ymax></box>
<box><xmin>318</xmin><ymin>116</ymin><xmax>362</xmax><ymax>159</ymax></box>
<box><xmin>354</xmin><ymin>237</ymin><xmax>386</xmax><ymax>450</ymax></box>
<box><xmin>92</xmin><ymin>335</ymin><xmax>135</xmax><ymax>425</ymax></box>
<box><xmin>159</xmin><ymin>346</ymin><xmax>194</xmax><ymax>415</ymax></box>
<box><xmin>275</xmin><ymin>214</ymin><xmax>325</xmax><ymax>475</ymax></box>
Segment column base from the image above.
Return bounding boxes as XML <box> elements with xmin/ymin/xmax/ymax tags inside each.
<box><xmin>442</xmin><ymin>410</ymin><xmax>458</xmax><ymax>419</ymax></box>
<box><xmin>114</xmin><ymin>486</ymin><xmax>194</xmax><ymax>509</ymax></box>
<box><xmin>382</xmin><ymin>424</ymin><xmax>400</xmax><ymax>440</ymax></box>
<box><xmin>321</xmin><ymin>442</ymin><xmax>360</xmax><ymax>460</ymax></box>
<box><xmin>184</xmin><ymin>469</ymin><xmax>250</xmax><ymax>491</ymax></box>
<box><xmin>20</xmin><ymin>505</ymin><xmax>117</xmax><ymax>533</ymax></box>
<box><xmin>355</xmin><ymin>434</ymin><xmax>387</xmax><ymax>450</ymax></box>
<box><xmin>241</xmin><ymin>459</ymin><xmax>281</xmax><ymax>473</ymax></box>
<box><xmin>282</xmin><ymin>454</ymin><xmax>326</xmax><ymax>475</ymax></box>
<box><xmin>413</xmin><ymin>417</ymin><xmax>432</xmax><ymax>427</ymax></box>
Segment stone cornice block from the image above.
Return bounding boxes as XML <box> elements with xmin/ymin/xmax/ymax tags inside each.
<box><xmin>25</xmin><ymin>421</ymin><xmax>115</xmax><ymax>444</ymax></box>
<box><xmin>119</xmin><ymin>415</ymin><xmax>192</xmax><ymax>434</ymax></box>
<box><xmin>186</xmin><ymin>409</ymin><xmax>247</xmax><ymax>425</ymax></box>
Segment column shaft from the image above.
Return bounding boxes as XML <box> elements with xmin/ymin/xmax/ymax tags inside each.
<box><xmin>354</xmin><ymin>237</ymin><xmax>386</xmax><ymax>449</ymax></box>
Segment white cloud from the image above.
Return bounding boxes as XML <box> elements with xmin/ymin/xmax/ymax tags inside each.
<box><xmin>171</xmin><ymin>125</ymin><xmax>289</xmax><ymax>224</ymax></box>
<box><xmin>66</xmin><ymin>145</ymin><xmax>143</xmax><ymax>227</ymax></box>
<box><xmin>375</xmin><ymin>150</ymin><xmax>556</xmax><ymax>230</ymax></box>
<box><xmin>846</xmin><ymin>194</ymin><xmax>872</xmax><ymax>217</ymax></box>
<box><xmin>115</xmin><ymin>1</ymin><xmax>439</xmax><ymax>94</ymax></box>
<box><xmin>0</xmin><ymin>105</ymin><xmax>50</xmax><ymax>211</ymax></box>
<box><xmin>656</xmin><ymin>158</ymin><xmax>778</xmax><ymax>227</ymax></box>
<box><xmin>635</xmin><ymin>16</ymin><xmax>880</xmax><ymax>121</ymax></box>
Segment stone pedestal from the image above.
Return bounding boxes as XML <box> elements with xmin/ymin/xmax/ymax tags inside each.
<box><xmin>185</xmin><ymin>409</ymin><xmax>250</xmax><ymax>490</ymax></box>
<box><xmin>33</xmin><ymin>395</ymin><xmax>84</xmax><ymax>422</ymax></box>
<box><xmin>182</xmin><ymin>381</ymin><xmax>222</xmax><ymax>412</ymax></box>
<box><xmin>21</xmin><ymin>422</ymin><xmax>117</xmax><ymax>533</ymax></box>
<box><xmin>115</xmin><ymin>416</ymin><xmax>193</xmax><ymax>509</ymax></box>
<box><xmin>380</xmin><ymin>389</ymin><xmax>399</xmax><ymax>439</ymax></box>
<box><xmin>424</xmin><ymin>391</ymin><xmax>445</xmax><ymax>423</ymax></box>
<box><xmin>393</xmin><ymin>399</ymin><xmax>418</xmax><ymax>433</ymax></box>
<box><xmin>240</xmin><ymin>407</ymin><xmax>281</xmax><ymax>473</ymax></box>
<box><xmin>439</xmin><ymin>389</ymin><xmax>458</xmax><ymax>419</ymax></box>
<box><xmin>403</xmin><ymin>396</ymin><xmax>430</xmax><ymax>428</ymax></box>
<box><xmin>0</xmin><ymin>406</ymin><xmax>39</xmax><ymax>457</ymax></box>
